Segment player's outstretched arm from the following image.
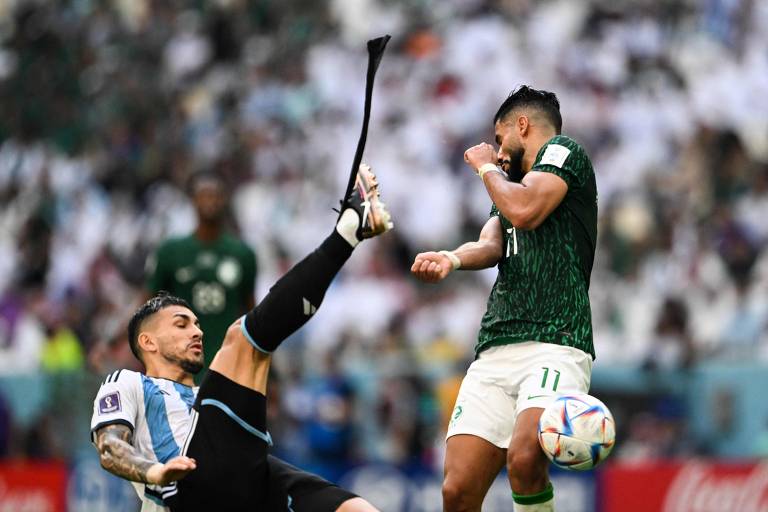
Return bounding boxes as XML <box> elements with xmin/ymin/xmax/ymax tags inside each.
<box><xmin>411</xmin><ymin>216</ymin><xmax>503</xmax><ymax>283</ymax></box>
<box><xmin>95</xmin><ymin>424</ymin><xmax>196</xmax><ymax>485</ymax></box>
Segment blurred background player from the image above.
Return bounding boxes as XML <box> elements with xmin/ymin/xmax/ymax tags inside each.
<box><xmin>91</xmin><ymin>165</ymin><xmax>391</xmax><ymax>511</ymax></box>
<box><xmin>146</xmin><ymin>171</ymin><xmax>257</xmax><ymax>378</ymax></box>
<box><xmin>412</xmin><ymin>86</ymin><xmax>597</xmax><ymax>512</ymax></box>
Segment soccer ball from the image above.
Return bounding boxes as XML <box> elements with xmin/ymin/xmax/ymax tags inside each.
<box><xmin>537</xmin><ymin>394</ymin><xmax>615</xmax><ymax>471</ymax></box>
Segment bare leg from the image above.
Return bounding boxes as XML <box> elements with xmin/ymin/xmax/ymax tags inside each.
<box><xmin>507</xmin><ymin>408</ymin><xmax>553</xmax><ymax>509</ymax></box>
<box><xmin>336</xmin><ymin>497</ymin><xmax>380</xmax><ymax>512</ymax></box>
<box><xmin>443</xmin><ymin>434</ymin><xmax>506</xmax><ymax>512</ymax></box>
<box><xmin>208</xmin><ymin>318</ymin><xmax>270</xmax><ymax>394</ymax></box>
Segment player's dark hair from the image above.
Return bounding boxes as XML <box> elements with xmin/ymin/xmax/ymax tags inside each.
<box><xmin>187</xmin><ymin>170</ymin><xmax>226</xmax><ymax>196</ymax></box>
<box><xmin>494</xmin><ymin>85</ymin><xmax>562</xmax><ymax>133</ymax></box>
<box><xmin>127</xmin><ymin>292</ymin><xmax>191</xmax><ymax>362</ymax></box>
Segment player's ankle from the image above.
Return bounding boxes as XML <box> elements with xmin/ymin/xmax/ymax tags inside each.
<box><xmin>336</xmin><ymin>209</ymin><xmax>361</xmax><ymax>248</ymax></box>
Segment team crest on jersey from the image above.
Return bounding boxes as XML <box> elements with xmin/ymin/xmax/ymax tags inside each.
<box><xmin>450</xmin><ymin>404</ymin><xmax>463</xmax><ymax>428</ymax></box>
<box><xmin>98</xmin><ymin>392</ymin><xmax>121</xmax><ymax>414</ymax></box>
<box><xmin>217</xmin><ymin>258</ymin><xmax>242</xmax><ymax>287</ymax></box>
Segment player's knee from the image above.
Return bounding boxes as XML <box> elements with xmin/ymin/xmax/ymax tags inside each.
<box><xmin>221</xmin><ymin>321</ymin><xmax>244</xmax><ymax>347</ymax></box>
<box><xmin>507</xmin><ymin>444</ymin><xmax>547</xmax><ymax>484</ymax></box>
<box><xmin>214</xmin><ymin>320</ymin><xmax>263</xmax><ymax>363</ymax></box>
<box><xmin>335</xmin><ymin>497</ymin><xmax>380</xmax><ymax>512</ymax></box>
<box><xmin>442</xmin><ymin>477</ymin><xmax>480</xmax><ymax>512</ymax></box>
<box><xmin>218</xmin><ymin>320</ymin><xmax>254</xmax><ymax>351</ymax></box>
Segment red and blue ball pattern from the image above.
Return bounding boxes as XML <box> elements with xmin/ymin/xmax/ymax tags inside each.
<box><xmin>537</xmin><ymin>394</ymin><xmax>615</xmax><ymax>471</ymax></box>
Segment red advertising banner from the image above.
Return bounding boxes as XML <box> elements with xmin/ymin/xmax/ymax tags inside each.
<box><xmin>0</xmin><ymin>461</ymin><xmax>67</xmax><ymax>512</ymax></box>
<box><xmin>601</xmin><ymin>461</ymin><xmax>768</xmax><ymax>512</ymax></box>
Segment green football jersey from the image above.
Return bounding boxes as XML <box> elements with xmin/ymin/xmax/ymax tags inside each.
<box><xmin>147</xmin><ymin>233</ymin><xmax>257</xmax><ymax>369</ymax></box>
<box><xmin>477</xmin><ymin>135</ymin><xmax>598</xmax><ymax>358</ymax></box>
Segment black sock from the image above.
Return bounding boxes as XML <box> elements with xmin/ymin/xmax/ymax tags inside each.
<box><xmin>242</xmin><ymin>230</ymin><xmax>353</xmax><ymax>352</ymax></box>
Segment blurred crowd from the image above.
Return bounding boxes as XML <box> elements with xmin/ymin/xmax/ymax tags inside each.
<box><xmin>0</xmin><ymin>0</ymin><xmax>767</xmax><ymax>468</ymax></box>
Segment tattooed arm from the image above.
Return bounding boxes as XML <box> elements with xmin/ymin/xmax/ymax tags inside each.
<box><xmin>94</xmin><ymin>424</ymin><xmax>196</xmax><ymax>485</ymax></box>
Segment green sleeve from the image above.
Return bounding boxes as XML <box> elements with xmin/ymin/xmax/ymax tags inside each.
<box><xmin>532</xmin><ymin>142</ymin><xmax>586</xmax><ymax>189</ymax></box>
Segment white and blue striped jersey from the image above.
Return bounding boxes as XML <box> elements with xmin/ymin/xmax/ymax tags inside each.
<box><xmin>90</xmin><ymin>369</ymin><xmax>199</xmax><ymax>512</ymax></box>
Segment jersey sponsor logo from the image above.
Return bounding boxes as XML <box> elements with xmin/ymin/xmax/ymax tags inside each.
<box><xmin>99</xmin><ymin>392</ymin><xmax>122</xmax><ymax>414</ymax></box>
<box><xmin>540</xmin><ymin>144</ymin><xmax>571</xmax><ymax>168</ymax></box>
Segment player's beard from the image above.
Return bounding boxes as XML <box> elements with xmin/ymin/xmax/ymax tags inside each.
<box><xmin>501</xmin><ymin>146</ymin><xmax>525</xmax><ymax>183</ymax></box>
<box><xmin>164</xmin><ymin>350</ymin><xmax>204</xmax><ymax>375</ymax></box>
<box><xmin>180</xmin><ymin>358</ymin><xmax>204</xmax><ymax>375</ymax></box>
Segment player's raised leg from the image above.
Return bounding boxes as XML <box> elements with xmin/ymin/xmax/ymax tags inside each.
<box><xmin>174</xmin><ymin>164</ymin><xmax>391</xmax><ymax>511</ymax></box>
<box><xmin>207</xmin><ymin>163</ymin><xmax>392</xmax><ymax>392</ymax></box>
<box><xmin>507</xmin><ymin>408</ymin><xmax>553</xmax><ymax>511</ymax></box>
<box><xmin>443</xmin><ymin>435</ymin><xmax>506</xmax><ymax>512</ymax></box>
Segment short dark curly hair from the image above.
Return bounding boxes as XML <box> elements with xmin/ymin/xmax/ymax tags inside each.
<box><xmin>127</xmin><ymin>292</ymin><xmax>191</xmax><ymax>361</ymax></box>
<box><xmin>493</xmin><ymin>85</ymin><xmax>562</xmax><ymax>134</ymax></box>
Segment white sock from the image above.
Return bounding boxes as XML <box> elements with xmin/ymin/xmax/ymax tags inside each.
<box><xmin>335</xmin><ymin>209</ymin><xmax>360</xmax><ymax>248</ymax></box>
<box><xmin>514</xmin><ymin>497</ymin><xmax>554</xmax><ymax>511</ymax></box>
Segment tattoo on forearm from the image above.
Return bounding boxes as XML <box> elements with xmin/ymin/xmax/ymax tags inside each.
<box><xmin>95</xmin><ymin>424</ymin><xmax>155</xmax><ymax>483</ymax></box>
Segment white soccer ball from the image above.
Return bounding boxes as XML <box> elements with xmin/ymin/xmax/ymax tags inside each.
<box><xmin>537</xmin><ymin>394</ymin><xmax>615</xmax><ymax>471</ymax></box>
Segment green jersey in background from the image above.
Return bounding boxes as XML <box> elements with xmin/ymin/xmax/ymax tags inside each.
<box><xmin>477</xmin><ymin>135</ymin><xmax>598</xmax><ymax>358</ymax></box>
<box><xmin>147</xmin><ymin>233</ymin><xmax>257</xmax><ymax>370</ymax></box>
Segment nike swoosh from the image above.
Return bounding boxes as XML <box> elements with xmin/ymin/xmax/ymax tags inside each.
<box><xmin>362</xmin><ymin>200</ymin><xmax>371</xmax><ymax>226</ymax></box>
<box><xmin>526</xmin><ymin>394</ymin><xmax>548</xmax><ymax>400</ymax></box>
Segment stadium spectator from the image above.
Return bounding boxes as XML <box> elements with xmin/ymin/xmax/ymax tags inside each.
<box><xmin>146</xmin><ymin>171</ymin><xmax>257</xmax><ymax>378</ymax></box>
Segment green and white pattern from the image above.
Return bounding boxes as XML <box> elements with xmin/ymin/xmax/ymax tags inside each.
<box><xmin>477</xmin><ymin>135</ymin><xmax>598</xmax><ymax>359</ymax></box>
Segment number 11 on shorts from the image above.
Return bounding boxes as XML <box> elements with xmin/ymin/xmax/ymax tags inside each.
<box><xmin>540</xmin><ymin>367</ymin><xmax>560</xmax><ymax>392</ymax></box>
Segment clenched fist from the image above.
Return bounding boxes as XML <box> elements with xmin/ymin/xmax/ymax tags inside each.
<box><xmin>411</xmin><ymin>252</ymin><xmax>454</xmax><ymax>283</ymax></box>
<box><xmin>464</xmin><ymin>143</ymin><xmax>497</xmax><ymax>173</ymax></box>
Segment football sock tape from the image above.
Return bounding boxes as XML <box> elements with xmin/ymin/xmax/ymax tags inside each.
<box><xmin>512</xmin><ymin>481</ymin><xmax>554</xmax><ymax>505</ymax></box>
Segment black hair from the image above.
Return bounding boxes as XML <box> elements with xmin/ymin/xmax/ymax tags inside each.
<box><xmin>493</xmin><ymin>85</ymin><xmax>562</xmax><ymax>133</ymax></box>
<box><xmin>186</xmin><ymin>170</ymin><xmax>226</xmax><ymax>196</ymax></box>
<box><xmin>127</xmin><ymin>292</ymin><xmax>191</xmax><ymax>361</ymax></box>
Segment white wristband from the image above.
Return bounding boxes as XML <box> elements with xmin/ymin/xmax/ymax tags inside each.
<box><xmin>478</xmin><ymin>163</ymin><xmax>500</xmax><ymax>179</ymax></box>
<box><xmin>439</xmin><ymin>250</ymin><xmax>461</xmax><ymax>270</ymax></box>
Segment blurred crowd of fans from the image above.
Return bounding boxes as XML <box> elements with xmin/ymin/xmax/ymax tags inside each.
<box><xmin>0</xmin><ymin>0</ymin><xmax>767</xmax><ymax>469</ymax></box>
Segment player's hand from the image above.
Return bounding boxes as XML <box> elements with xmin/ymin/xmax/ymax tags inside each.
<box><xmin>411</xmin><ymin>252</ymin><xmax>453</xmax><ymax>283</ymax></box>
<box><xmin>464</xmin><ymin>143</ymin><xmax>497</xmax><ymax>173</ymax></box>
<box><xmin>146</xmin><ymin>456</ymin><xmax>197</xmax><ymax>486</ymax></box>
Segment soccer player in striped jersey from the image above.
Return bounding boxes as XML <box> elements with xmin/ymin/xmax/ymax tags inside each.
<box><xmin>91</xmin><ymin>165</ymin><xmax>392</xmax><ymax>512</ymax></box>
<box><xmin>412</xmin><ymin>86</ymin><xmax>598</xmax><ymax>512</ymax></box>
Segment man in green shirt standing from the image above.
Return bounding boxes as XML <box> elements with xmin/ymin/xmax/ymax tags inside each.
<box><xmin>147</xmin><ymin>172</ymin><xmax>257</xmax><ymax>374</ymax></box>
<box><xmin>412</xmin><ymin>86</ymin><xmax>597</xmax><ymax>512</ymax></box>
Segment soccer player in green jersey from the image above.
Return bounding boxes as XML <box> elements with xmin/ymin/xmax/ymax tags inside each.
<box><xmin>412</xmin><ymin>86</ymin><xmax>597</xmax><ymax>512</ymax></box>
<box><xmin>147</xmin><ymin>172</ymin><xmax>257</xmax><ymax>374</ymax></box>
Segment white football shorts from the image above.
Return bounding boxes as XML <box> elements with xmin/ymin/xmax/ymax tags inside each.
<box><xmin>446</xmin><ymin>341</ymin><xmax>592</xmax><ymax>448</ymax></box>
